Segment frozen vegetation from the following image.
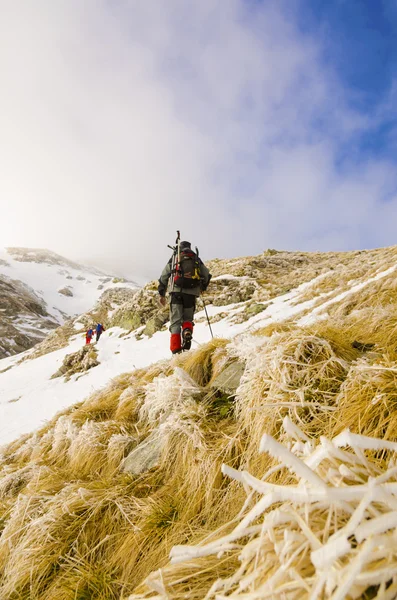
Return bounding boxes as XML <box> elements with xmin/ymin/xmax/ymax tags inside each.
<box><xmin>1</xmin><ymin>246</ymin><xmax>397</xmax><ymax>598</ymax></box>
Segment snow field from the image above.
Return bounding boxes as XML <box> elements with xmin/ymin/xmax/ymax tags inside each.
<box><xmin>0</xmin><ymin>248</ymin><xmax>137</xmax><ymax>324</ymax></box>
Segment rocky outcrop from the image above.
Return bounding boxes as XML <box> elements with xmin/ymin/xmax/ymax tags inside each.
<box><xmin>206</xmin><ymin>277</ymin><xmax>261</xmax><ymax>306</ymax></box>
<box><xmin>58</xmin><ymin>287</ymin><xmax>73</xmax><ymax>297</ymax></box>
<box><xmin>99</xmin><ymin>287</ymin><xmax>137</xmax><ymax>306</ymax></box>
<box><xmin>110</xmin><ymin>285</ymin><xmax>168</xmax><ymax>336</ymax></box>
<box><xmin>0</xmin><ymin>276</ymin><xmax>58</xmax><ymax>358</ymax></box>
<box><xmin>51</xmin><ymin>345</ymin><xmax>99</xmax><ymax>380</ymax></box>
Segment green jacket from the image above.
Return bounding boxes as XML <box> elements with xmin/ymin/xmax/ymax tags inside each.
<box><xmin>158</xmin><ymin>254</ymin><xmax>211</xmax><ymax>297</ymax></box>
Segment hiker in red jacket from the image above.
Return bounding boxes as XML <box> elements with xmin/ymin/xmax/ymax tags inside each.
<box><xmin>86</xmin><ymin>328</ymin><xmax>94</xmax><ymax>345</ymax></box>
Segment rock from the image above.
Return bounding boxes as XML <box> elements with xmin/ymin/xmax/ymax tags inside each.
<box><xmin>143</xmin><ymin>312</ymin><xmax>169</xmax><ymax>337</ymax></box>
<box><xmin>51</xmin><ymin>345</ymin><xmax>99</xmax><ymax>379</ymax></box>
<box><xmin>352</xmin><ymin>340</ymin><xmax>375</xmax><ymax>352</ymax></box>
<box><xmin>122</xmin><ymin>432</ymin><xmax>164</xmax><ymax>474</ymax></box>
<box><xmin>0</xmin><ymin>276</ymin><xmax>57</xmax><ymax>358</ymax></box>
<box><xmin>245</xmin><ymin>303</ymin><xmax>267</xmax><ymax>317</ymax></box>
<box><xmin>232</xmin><ymin>302</ymin><xmax>268</xmax><ymax>324</ymax></box>
<box><xmin>209</xmin><ymin>278</ymin><xmax>260</xmax><ymax>307</ymax></box>
<box><xmin>110</xmin><ymin>288</ymin><xmax>165</xmax><ymax>332</ymax></box>
<box><xmin>210</xmin><ymin>361</ymin><xmax>245</xmax><ymax>394</ymax></box>
<box><xmin>98</xmin><ymin>287</ymin><xmax>137</xmax><ymax>306</ymax></box>
<box><xmin>58</xmin><ymin>287</ymin><xmax>73</xmax><ymax>297</ymax></box>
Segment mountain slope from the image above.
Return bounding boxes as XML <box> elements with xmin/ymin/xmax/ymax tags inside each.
<box><xmin>0</xmin><ymin>247</ymin><xmax>138</xmax><ymax>358</ymax></box>
<box><xmin>2</xmin><ymin>246</ymin><xmax>397</xmax><ymax>598</ymax></box>
<box><xmin>1</xmin><ymin>246</ymin><xmax>397</xmax><ymax>445</ymax></box>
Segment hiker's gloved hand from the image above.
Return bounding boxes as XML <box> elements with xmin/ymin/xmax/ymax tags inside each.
<box><xmin>158</xmin><ymin>296</ymin><xmax>166</xmax><ymax>307</ymax></box>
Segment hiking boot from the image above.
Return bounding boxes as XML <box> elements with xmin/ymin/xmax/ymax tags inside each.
<box><xmin>182</xmin><ymin>328</ymin><xmax>192</xmax><ymax>351</ymax></box>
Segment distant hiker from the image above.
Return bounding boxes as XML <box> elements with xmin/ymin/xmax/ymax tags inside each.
<box><xmin>158</xmin><ymin>238</ymin><xmax>211</xmax><ymax>354</ymax></box>
<box><xmin>96</xmin><ymin>323</ymin><xmax>105</xmax><ymax>342</ymax></box>
<box><xmin>86</xmin><ymin>328</ymin><xmax>94</xmax><ymax>345</ymax></box>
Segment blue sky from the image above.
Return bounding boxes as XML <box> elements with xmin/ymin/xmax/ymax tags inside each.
<box><xmin>303</xmin><ymin>1</ymin><xmax>396</xmax><ymax>97</ymax></box>
<box><xmin>300</xmin><ymin>0</ymin><xmax>397</xmax><ymax>158</ymax></box>
<box><xmin>1</xmin><ymin>1</ymin><xmax>397</xmax><ymax>278</ymax></box>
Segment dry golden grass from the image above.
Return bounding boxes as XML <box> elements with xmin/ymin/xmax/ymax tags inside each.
<box><xmin>3</xmin><ymin>246</ymin><xmax>397</xmax><ymax>598</ymax></box>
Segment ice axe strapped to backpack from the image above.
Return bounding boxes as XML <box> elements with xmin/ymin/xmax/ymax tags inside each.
<box><xmin>168</xmin><ymin>232</ymin><xmax>202</xmax><ymax>290</ymax></box>
<box><xmin>167</xmin><ymin>230</ymin><xmax>181</xmax><ymax>292</ymax></box>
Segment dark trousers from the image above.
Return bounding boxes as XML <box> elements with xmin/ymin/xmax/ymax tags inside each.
<box><xmin>169</xmin><ymin>293</ymin><xmax>196</xmax><ymax>334</ymax></box>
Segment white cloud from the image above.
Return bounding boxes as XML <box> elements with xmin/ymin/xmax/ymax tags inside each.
<box><xmin>1</xmin><ymin>0</ymin><xmax>396</xmax><ymax>279</ymax></box>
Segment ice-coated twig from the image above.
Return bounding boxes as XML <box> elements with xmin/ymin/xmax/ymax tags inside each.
<box><xmin>329</xmin><ymin>538</ymin><xmax>375</xmax><ymax>600</ymax></box>
<box><xmin>355</xmin><ymin>511</ymin><xmax>397</xmax><ymax>543</ymax></box>
<box><xmin>311</xmin><ymin>535</ymin><xmax>351</xmax><ymax>570</ymax></box>
<box><xmin>333</xmin><ymin>429</ymin><xmax>397</xmax><ymax>452</ymax></box>
<box><xmin>169</xmin><ymin>525</ymin><xmax>262</xmax><ymax>564</ymax></box>
<box><xmin>167</xmin><ymin>428</ymin><xmax>397</xmax><ymax>598</ymax></box>
<box><xmin>282</xmin><ymin>416</ymin><xmax>310</xmax><ymax>442</ymax></box>
<box><xmin>259</xmin><ymin>434</ymin><xmax>327</xmax><ymax>489</ymax></box>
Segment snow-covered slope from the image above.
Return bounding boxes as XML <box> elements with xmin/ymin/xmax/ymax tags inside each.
<box><xmin>2</xmin><ymin>245</ymin><xmax>397</xmax><ymax>446</ymax></box>
<box><xmin>0</xmin><ymin>247</ymin><xmax>138</xmax><ymax>358</ymax></box>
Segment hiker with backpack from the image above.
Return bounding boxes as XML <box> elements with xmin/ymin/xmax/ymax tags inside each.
<box><xmin>96</xmin><ymin>323</ymin><xmax>105</xmax><ymax>342</ymax></box>
<box><xmin>85</xmin><ymin>327</ymin><xmax>94</xmax><ymax>345</ymax></box>
<box><xmin>158</xmin><ymin>236</ymin><xmax>212</xmax><ymax>354</ymax></box>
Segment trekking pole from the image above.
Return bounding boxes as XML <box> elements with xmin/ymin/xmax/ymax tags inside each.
<box><xmin>201</xmin><ymin>295</ymin><xmax>214</xmax><ymax>339</ymax></box>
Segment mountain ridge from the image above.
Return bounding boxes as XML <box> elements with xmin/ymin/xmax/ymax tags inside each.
<box><xmin>0</xmin><ymin>247</ymin><xmax>139</xmax><ymax>358</ymax></box>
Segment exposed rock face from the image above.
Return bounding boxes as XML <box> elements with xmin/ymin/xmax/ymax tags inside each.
<box><xmin>51</xmin><ymin>345</ymin><xmax>99</xmax><ymax>380</ymax></box>
<box><xmin>0</xmin><ymin>276</ymin><xmax>58</xmax><ymax>358</ymax></box>
<box><xmin>122</xmin><ymin>432</ymin><xmax>164</xmax><ymax>474</ymax></box>
<box><xmin>210</xmin><ymin>361</ymin><xmax>245</xmax><ymax>394</ymax></box>
<box><xmin>99</xmin><ymin>287</ymin><xmax>137</xmax><ymax>306</ymax></box>
<box><xmin>143</xmin><ymin>313</ymin><xmax>169</xmax><ymax>337</ymax></box>
<box><xmin>110</xmin><ymin>284</ymin><xmax>168</xmax><ymax>335</ymax></box>
<box><xmin>207</xmin><ymin>277</ymin><xmax>261</xmax><ymax>306</ymax></box>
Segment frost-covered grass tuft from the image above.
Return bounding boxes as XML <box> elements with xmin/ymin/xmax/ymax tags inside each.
<box><xmin>4</xmin><ymin>248</ymin><xmax>397</xmax><ymax>597</ymax></box>
<box><xmin>147</xmin><ymin>422</ymin><xmax>397</xmax><ymax>599</ymax></box>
